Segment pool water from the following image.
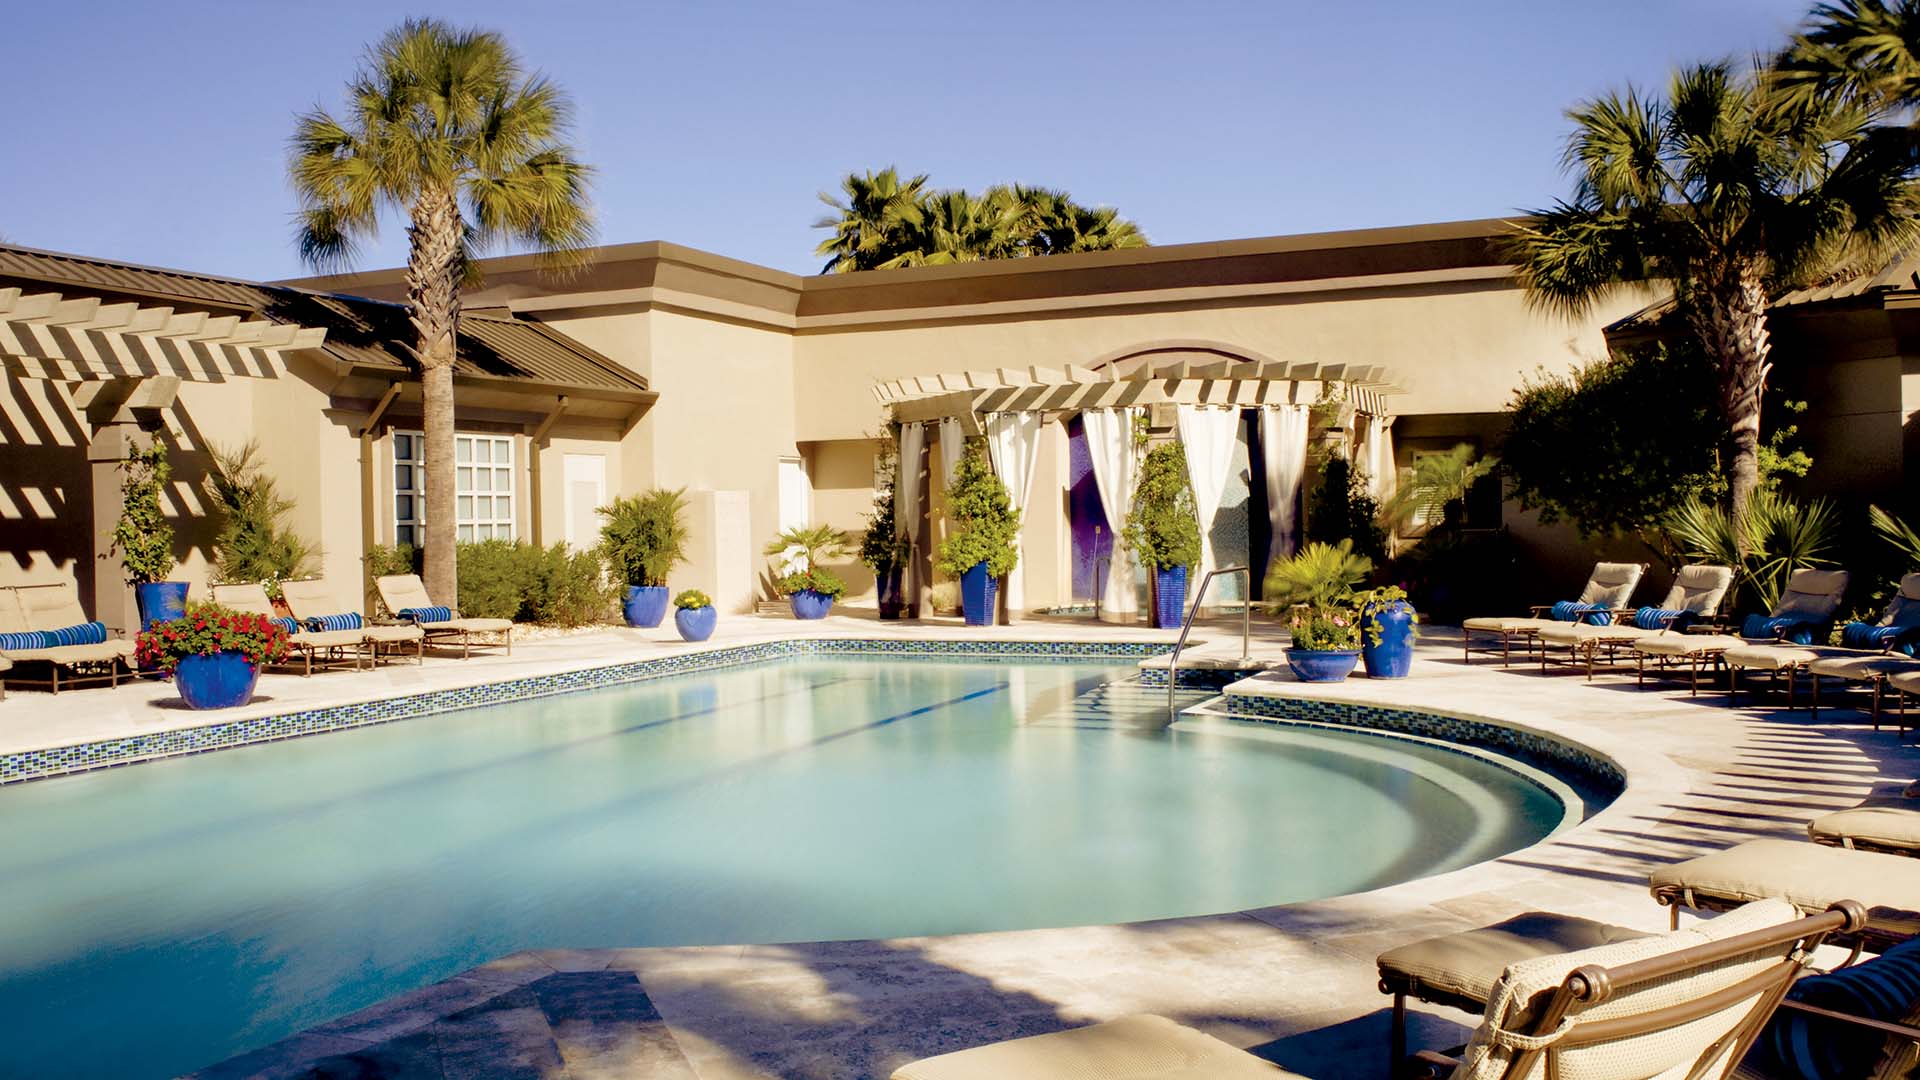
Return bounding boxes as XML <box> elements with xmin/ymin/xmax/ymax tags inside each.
<box><xmin>0</xmin><ymin>657</ymin><xmax>1573</xmax><ymax>1077</ymax></box>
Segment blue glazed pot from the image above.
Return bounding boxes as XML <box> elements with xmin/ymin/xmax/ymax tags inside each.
<box><xmin>174</xmin><ymin>649</ymin><xmax>260</xmax><ymax>709</ymax></box>
<box><xmin>876</xmin><ymin>566</ymin><xmax>906</xmax><ymax>621</ymax></box>
<box><xmin>1361</xmin><ymin>601</ymin><xmax>1416</xmax><ymax>679</ymax></box>
<box><xmin>1285</xmin><ymin>648</ymin><xmax>1361</xmax><ymax>683</ymax></box>
<box><xmin>960</xmin><ymin>563</ymin><xmax>998</xmax><ymax>627</ymax></box>
<box><xmin>1153</xmin><ymin>565</ymin><xmax>1189</xmax><ymax>629</ymax></box>
<box><xmin>134</xmin><ymin>581</ymin><xmax>189</xmax><ymax>629</ymax></box>
<box><xmin>790</xmin><ymin>590</ymin><xmax>834</xmax><ymax>620</ymax></box>
<box><xmin>674</xmin><ymin>605</ymin><xmax>717</xmax><ymax>642</ymax></box>
<box><xmin>622</xmin><ymin>585</ymin><xmax>669</xmax><ymax>628</ymax></box>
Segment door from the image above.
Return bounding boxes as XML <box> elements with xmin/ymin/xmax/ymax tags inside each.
<box><xmin>562</xmin><ymin>454</ymin><xmax>607</xmax><ymax>552</ymax></box>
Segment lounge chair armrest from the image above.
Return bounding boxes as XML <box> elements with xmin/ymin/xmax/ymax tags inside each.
<box><xmin>1776</xmin><ymin>997</ymin><xmax>1920</xmax><ymax>1040</ymax></box>
<box><xmin>1528</xmin><ymin>604</ymin><xmax>1552</xmax><ymax>617</ymax></box>
<box><xmin>1407</xmin><ymin>1050</ymin><xmax>1462</xmax><ymax>1079</ymax></box>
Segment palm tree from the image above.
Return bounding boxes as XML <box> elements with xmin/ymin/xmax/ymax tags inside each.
<box><xmin>289</xmin><ymin>18</ymin><xmax>594</xmax><ymax>604</ymax></box>
<box><xmin>814</xmin><ymin>167</ymin><xmax>929</xmax><ymax>273</ymax></box>
<box><xmin>1778</xmin><ymin>1</ymin><xmax>1920</xmax><ymax>111</ymax></box>
<box><xmin>814</xmin><ymin>171</ymin><xmax>1146</xmax><ymax>271</ymax></box>
<box><xmin>1506</xmin><ymin>60</ymin><xmax>1917</xmax><ymax>528</ymax></box>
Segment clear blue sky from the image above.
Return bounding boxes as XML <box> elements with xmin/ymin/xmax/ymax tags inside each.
<box><xmin>1</xmin><ymin>0</ymin><xmax>1811</xmax><ymax>281</ymax></box>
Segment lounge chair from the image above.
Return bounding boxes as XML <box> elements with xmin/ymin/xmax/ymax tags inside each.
<box><xmin>1649</xmin><ymin>838</ymin><xmax>1920</xmax><ymax>955</ymax></box>
<box><xmin>279</xmin><ymin>579</ymin><xmax>424</xmax><ymax>665</ymax></box>
<box><xmin>1721</xmin><ymin>571</ymin><xmax>1916</xmax><ymax>712</ymax></box>
<box><xmin>1461</xmin><ymin>561</ymin><xmax>1647</xmax><ymax>666</ymax></box>
<box><xmin>374</xmin><ymin>574</ymin><xmax>513</xmax><ymax>659</ymax></box>
<box><xmin>1809</xmin><ymin>803</ymin><xmax>1920</xmax><ymax>857</ymax></box>
<box><xmin>892</xmin><ymin>900</ymin><xmax>1859</xmax><ymax>1080</ymax></box>
<box><xmin>208</xmin><ymin>583</ymin><xmax>371</xmax><ymax>676</ymax></box>
<box><xmin>1535</xmin><ymin>564</ymin><xmax>1735</xmax><ymax>678</ymax></box>
<box><xmin>0</xmin><ymin>580</ymin><xmax>134</xmax><ymax>693</ymax></box>
<box><xmin>1632</xmin><ymin>569</ymin><xmax>1850</xmax><ymax>696</ymax></box>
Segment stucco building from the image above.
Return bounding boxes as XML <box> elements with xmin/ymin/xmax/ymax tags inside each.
<box><xmin>3</xmin><ymin>218</ymin><xmax>1913</xmax><ymax>631</ymax></box>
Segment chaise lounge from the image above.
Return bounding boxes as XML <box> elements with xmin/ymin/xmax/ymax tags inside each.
<box><xmin>1721</xmin><ymin>572</ymin><xmax>1918</xmax><ymax>711</ymax></box>
<box><xmin>1534</xmin><ymin>563</ymin><xmax>1734</xmax><ymax>678</ymax></box>
<box><xmin>279</xmin><ymin>579</ymin><xmax>425</xmax><ymax>665</ymax></box>
<box><xmin>375</xmin><ymin>574</ymin><xmax>513</xmax><ymax>659</ymax></box>
<box><xmin>209</xmin><ymin>583</ymin><xmax>373</xmax><ymax>676</ymax></box>
<box><xmin>0</xmin><ymin>579</ymin><xmax>134</xmax><ymax>693</ymax></box>
<box><xmin>1809</xmin><ymin>802</ymin><xmax>1920</xmax><ymax>857</ymax></box>
<box><xmin>1632</xmin><ymin>569</ymin><xmax>1850</xmax><ymax>696</ymax></box>
<box><xmin>893</xmin><ymin>899</ymin><xmax>1861</xmax><ymax>1080</ymax></box>
<box><xmin>1461</xmin><ymin>561</ymin><xmax>1647</xmax><ymax>666</ymax></box>
<box><xmin>1648</xmin><ymin>837</ymin><xmax>1920</xmax><ymax>954</ymax></box>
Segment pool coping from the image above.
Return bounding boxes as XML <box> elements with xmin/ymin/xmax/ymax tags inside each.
<box><xmin>0</xmin><ymin>637</ymin><xmax>1175</xmax><ymax>785</ymax></box>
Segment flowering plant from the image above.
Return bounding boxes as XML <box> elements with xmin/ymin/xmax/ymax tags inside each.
<box><xmin>775</xmin><ymin>567</ymin><xmax>847</xmax><ymax>599</ymax></box>
<box><xmin>134</xmin><ymin>601</ymin><xmax>292</xmax><ymax>676</ymax></box>
<box><xmin>1287</xmin><ymin>607</ymin><xmax>1362</xmax><ymax>650</ymax></box>
<box><xmin>1267</xmin><ymin>540</ymin><xmax>1374</xmax><ymax>652</ymax></box>
<box><xmin>674</xmin><ymin>589</ymin><xmax>712</xmax><ymax>610</ymax></box>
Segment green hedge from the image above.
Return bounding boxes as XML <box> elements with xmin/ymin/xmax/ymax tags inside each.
<box><xmin>365</xmin><ymin>541</ymin><xmax>616</xmax><ymax>626</ymax></box>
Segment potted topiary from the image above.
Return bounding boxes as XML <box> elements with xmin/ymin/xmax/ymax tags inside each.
<box><xmin>859</xmin><ymin>461</ymin><xmax>911</xmax><ymax>620</ymax></box>
<box><xmin>1355</xmin><ymin>584</ymin><xmax>1419</xmax><ymax>679</ymax></box>
<box><xmin>935</xmin><ymin>440</ymin><xmax>1019</xmax><ymax>627</ymax></box>
<box><xmin>1266</xmin><ymin>540</ymin><xmax>1374</xmax><ymax>682</ymax></box>
<box><xmin>673</xmin><ymin>589</ymin><xmax>717</xmax><ymax>642</ymax></box>
<box><xmin>1124</xmin><ymin>441</ymin><xmax>1202</xmax><ymax>629</ymax></box>
<box><xmin>766</xmin><ymin>524</ymin><xmax>850</xmax><ymax>619</ymax></box>
<box><xmin>598</xmin><ymin>488</ymin><xmax>688</xmax><ymax>628</ymax></box>
<box><xmin>113</xmin><ymin>438</ymin><xmax>187</xmax><ymax>629</ymax></box>
<box><xmin>134</xmin><ymin>601</ymin><xmax>291</xmax><ymax>709</ymax></box>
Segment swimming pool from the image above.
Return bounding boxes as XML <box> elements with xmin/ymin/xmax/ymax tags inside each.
<box><xmin>0</xmin><ymin>655</ymin><xmax>1577</xmax><ymax>1077</ymax></box>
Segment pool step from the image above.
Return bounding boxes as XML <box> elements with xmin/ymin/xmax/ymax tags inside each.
<box><xmin>1023</xmin><ymin>679</ymin><xmax>1216</xmax><ymax>730</ymax></box>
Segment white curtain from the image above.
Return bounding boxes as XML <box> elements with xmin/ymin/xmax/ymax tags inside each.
<box><xmin>1361</xmin><ymin>413</ymin><xmax>1389</xmax><ymax>498</ymax></box>
<box><xmin>1259</xmin><ymin>405</ymin><xmax>1310</xmax><ymax>566</ymax></box>
<box><xmin>897</xmin><ymin>423</ymin><xmax>926</xmax><ymax>612</ymax></box>
<box><xmin>1375</xmin><ymin>417</ymin><xmax>1397</xmax><ymax>504</ymax></box>
<box><xmin>937</xmin><ymin>417</ymin><xmax>966</xmax><ymax>493</ymax></box>
<box><xmin>1175</xmin><ymin>405</ymin><xmax>1240</xmax><ymax>595</ymax></box>
<box><xmin>986</xmin><ymin>411</ymin><xmax>1043</xmax><ymax>617</ymax></box>
<box><xmin>1082</xmin><ymin>407</ymin><xmax>1143</xmax><ymax>621</ymax></box>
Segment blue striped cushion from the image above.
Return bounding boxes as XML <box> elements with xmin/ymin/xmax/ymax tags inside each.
<box><xmin>1744</xmin><ymin>614</ymin><xmax>1818</xmax><ymax>644</ymax></box>
<box><xmin>1754</xmin><ymin>937</ymin><xmax>1920</xmax><ymax>1080</ymax></box>
<box><xmin>399</xmin><ymin>605</ymin><xmax>453</xmax><ymax>624</ymax></box>
<box><xmin>0</xmin><ymin>631</ymin><xmax>51</xmax><ymax>651</ymax></box>
<box><xmin>1842</xmin><ymin>621</ymin><xmax>1920</xmax><ymax>657</ymax></box>
<box><xmin>1633</xmin><ymin>607</ymin><xmax>1693</xmax><ymax>631</ymax></box>
<box><xmin>1550</xmin><ymin>600</ymin><xmax>1611</xmax><ymax>625</ymax></box>
<box><xmin>42</xmin><ymin>622</ymin><xmax>106</xmax><ymax>647</ymax></box>
<box><xmin>304</xmin><ymin>612</ymin><xmax>363</xmax><ymax>633</ymax></box>
<box><xmin>270</xmin><ymin>617</ymin><xmax>300</xmax><ymax>635</ymax></box>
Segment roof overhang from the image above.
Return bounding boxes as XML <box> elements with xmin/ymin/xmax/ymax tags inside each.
<box><xmin>0</xmin><ymin>287</ymin><xmax>327</xmax><ymax>382</ymax></box>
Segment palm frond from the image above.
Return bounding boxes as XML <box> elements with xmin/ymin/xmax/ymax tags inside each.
<box><xmin>1870</xmin><ymin>503</ymin><xmax>1920</xmax><ymax>567</ymax></box>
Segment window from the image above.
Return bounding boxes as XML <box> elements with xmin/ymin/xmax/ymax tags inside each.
<box><xmin>393</xmin><ymin>432</ymin><xmax>517</xmax><ymax>545</ymax></box>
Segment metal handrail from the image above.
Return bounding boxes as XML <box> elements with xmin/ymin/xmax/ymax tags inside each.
<box><xmin>1166</xmin><ymin>565</ymin><xmax>1251</xmax><ymax>721</ymax></box>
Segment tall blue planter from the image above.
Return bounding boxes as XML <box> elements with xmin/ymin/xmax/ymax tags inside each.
<box><xmin>1361</xmin><ymin>601</ymin><xmax>1416</xmax><ymax>679</ymax></box>
<box><xmin>174</xmin><ymin>650</ymin><xmax>260</xmax><ymax>709</ymax></box>
<box><xmin>134</xmin><ymin>581</ymin><xmax>189</xmax><ymax>629</ymax></box>
<box><xmin>790</xmin><ymin>590</ymin><xmax>834</xmax><ymax>620</ymax></box>
<box><xmin>623</xmin><ymin>585</ymin><xmax>669</xmax><ymax>628</ymax></box>
<box><xmin>960</xmin><ymin>563</ymin><xmax>998</xmax><ymax>627</ymax></box>
<box><xmin>674</xmin><ymin>605</ymin><xmax>717</xmax><ymax>642</ymax></box>
<box><xmin>1153</xmin><ymin>566</ymin><xmax>1189</xmax><ymax>629</ymax></box>
<box><xmin>877</xmin><ymin>566</ymin><xmax>906</xmax><ymax>620</ymax></box>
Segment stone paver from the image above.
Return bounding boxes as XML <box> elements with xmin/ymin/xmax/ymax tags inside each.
<box><xmin>143</xmin><ymin>625</ymin><xmax>1919</xmax><ymax>1079</ymax></box>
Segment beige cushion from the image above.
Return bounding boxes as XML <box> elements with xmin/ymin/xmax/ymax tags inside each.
<box><xmin>288</xmin><ymin>628</ymin><xmax>369</xmax><ymax>649</ymax></box>
<box><xmin>1538</xmin><ymin>623</ymin><xmax>1652</xmax><ymax>646</ymax></box>
<box><xmin>14</xmin><ymin>581</ymin><xmax>92</xmax><ymax>631</ymax></box>
<box><xmin>1455</xmin><ymin>899</ymin><xmax>1804</xmax><ymax>1080</ymax></box>
<box><xmin>375</xmin><ymin>574</ymin><xmax>437</xmax><ymax>615</ymax></box>
<box><xmin>1648</xmin><ymin>838</ymin><xmax>1920</xmax><ymax>939</ymax></box>
<box><xmin>0</xmin><ymin>589</ymin><xmax>30</xmax><ymax>635</ymax></box>
<box><xmin>363</xmin><ymin>625</ymin><xmax>424</xmax><ymax>645</ymax></box>
<box><xmin>1378</xmin><ymin>912</ymin><xmax>1652</xmax><ymax>1009</ymax></box>
<box><xmin>1633</xmin><ymin>634</ymin><xmax>1743</xmax><ymax>658</ymax></box>
<box><xmin>1807</xmin><ymin>655</ymin><xmax>1920</xmax><ymax>680</ymax></box>
<box><xmin>280</xmin><ymin>579</ymin><xmax>352</xmax><ymax>623</ymax></box>
<box><xmin>0</xmin><ymin>640</ymin><xmax>134</xmax><ymax>663</ymax></box>
<box><xmin>1893</xmin><ymin>670</ymin><xmax>1920</xmax><ymax>695</ymax></box>
<box><xmin>420</xmin><ymin>617</ymin><xmax>513</xmax><ymax>634</ymax></box>
<box><xmin>890</xmin><ymin>1014</ymin><xmax>1298</xmax><ymax>1080</ymax></box>
<box><xmin>1464</xmin><ymin>617</ymin><xmax>1555</xmax><ymax>633</ymax></box>
<box><xmin>1661</xmin><ymin>565</ymin><xmax>1735</xmax><ymax>618</ymax></box>
<box><xmin>209</xmin><ymin>583</ymin><xmax>275</xmax><ymax>616</ymax></box>
<box><xmin>1772</xmin><ymin>568</ymin><xmax>1849</xmax><ymax>622</ymax></box>
<box><xmin>1722</xmin><ymin>644</ymin><xmax>1831</xmax><ymax>671</ymax></box>
<box><xmin>0</xmin><ymin>655</ymin><xmax>10</xmax><ymax>672</ymax></box>
<box><xmin>1578</xmin><ymin>562</ymin><xmax>1646</xmax><ymax>608</ymax></box>
<box><xmin>1808</xmin><ymin>807</ymin><xmax>1920</xmax><ymax>853</ymax></box>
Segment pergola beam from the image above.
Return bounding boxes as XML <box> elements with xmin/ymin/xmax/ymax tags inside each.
<box><xmin>0</xmin><ymin>288</ymin><xmax>328</xmax><ymax>383</ymax></box>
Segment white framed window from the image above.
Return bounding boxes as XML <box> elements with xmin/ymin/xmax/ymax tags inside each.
<box><xmin>393</xmin><ymin>431</ymin><xmax>517</xmax><ymax>545</ymax></box>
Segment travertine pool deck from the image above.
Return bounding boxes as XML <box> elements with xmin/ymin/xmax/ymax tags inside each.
<box><xmin>9</xmin><ymin>617</ymin><xmax>1913</xmax><ymax>1079</ymax></box>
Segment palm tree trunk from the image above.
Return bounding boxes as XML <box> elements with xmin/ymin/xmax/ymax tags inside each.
<box><xmin>407</xmin><ymin>187</ymin><xmax>463</xmax><ymax>607</ymax></box>
<box><xmin>1688</xmin><ymin>266</ymin><xmax>1772</xmax><ymax>534</ymax></box>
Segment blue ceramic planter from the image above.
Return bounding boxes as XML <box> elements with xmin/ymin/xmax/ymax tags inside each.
<box><xmin>1361</xmin><ymin>601</ymin><xmax>1416</xmax><ymax>679</ymax></box>
<box><xmin>876</xmin><ymin>566</ymin><xmax>906</xmax><ymax>621</ymax></box>
<box><xmin>790</xmin><ymin>590</ymin><xmax>834</xmax><ymax>620</ymax></box>
<box><xmin>1285</xmin><ymin>648</ymin><xmax>1360</xmax><ymax>683</ymax></box>
<box><xmin>960</xmin><ymin>563</ymin><xmax>998</xmax><ymax>627</ymax></box>
<box><xmin>675</xmin><ymin>605</ymin><xmax>717</xmax><ymax>642</ymax></box>
<box><xmin>174</xmin><ymin>649</ymin><xmax>260</xmax><ymax>709</ymax></box>
<box><xmin>134</xmin><ymin>581</ymin><xmax>189</xmax><ymax>629</ymax></box>
<box><xmin>623</xmin><ymin>585</ymin><xmax>669</xmax><ymax>628</ymax></box>
<box><xmin>1153</xmin><ymin>566</ymin><xmax>1188</xmax><ymax>629</ymax></box>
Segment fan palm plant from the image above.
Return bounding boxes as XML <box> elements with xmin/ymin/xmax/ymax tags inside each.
<box><xmin>813</xmin><ymin>167</ymin><xmax>930</xmax><ymax>273</ymax></box>
<box><xmin>289</xmin><ymin>18</ymin><xmax>595</xmax><ymax>604</ymax></box>
<box><xmin>1664</xmin><ymin>490</ymin><xmax>1840</xmax><ymax>612</ymax></box>
<box><xmin>1507</xmin><ymin>59</ymin><xmax>1919</xmax><ymax>531</ymax></box>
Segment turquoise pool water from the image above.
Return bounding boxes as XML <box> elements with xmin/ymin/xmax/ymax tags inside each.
<box><xmin>0</xmin><ymin>657</ymin><xmax>1573</xmax><ymax>1077</ymax></box>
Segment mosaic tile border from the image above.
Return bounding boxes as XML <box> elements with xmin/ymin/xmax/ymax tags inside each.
<box><xmin>0</xmin><ymin>638</ymin><xmax>1173</xmax><ymax>786</ymax></box>
<box><xmin>1222</xmin><ymin>689</ymin><xmax>1627</xmax><ymax>799</ymax></box>
<box><xmin>1137</xmin><ymin>665</ymin><xmax>1265</xmax><ymax>690</ymax></box>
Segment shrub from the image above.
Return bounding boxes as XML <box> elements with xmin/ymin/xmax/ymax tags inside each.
<box><xmin>674</xmin><ymin>589</ymin><xmax>712</xmax><ymax>610</ymax></box>
<box><xmin>929</xmin><ymin>581</ymin><xmax>960</xmax><ymax>614</ymax></box>
<box><xmin>1381</xmin><ymin>529</ymin><xmax>1523</xmax><ymax>626</ymax></box>
<box><xmin>203</xmin><ymin>441</ymin><xmax>319</xmax><ymax>598</ymax></box>
<box><xmin>366</xmin><ymin>544</ymin><xmax>423</xmax><ymax>580</ymax></box>
<box><xmin>1664</xmin><ymin>491</ymin><xmax>1839</xmax><ymax>615</ymax></box>
<box><xmin>598</xmin><ymin>488</ymin><xmax>688</xmax><ymax>587</ymax></box>
<box><xmin>531</xmin><ymin>545</ymin><xmax>618</xmax><ymax>626</ymax></box>
<box><xmin>1124</xmin><ymin>441</ymin><xmax>1201</xmax><ymax>571</ymax></box>
<box><xmin>860</xmin><ymin>437</ymin><xmax>909</xmax><ymax>572</ymax></box>
<box><xmin>1267</xmin><ymin>541</ymin><xmax>1373</xmax><ymax>651</ymax></box>
<box><xmin>766</xmin><ymin>523</ymin><xmax>851</xmax><ymax>598</ymax></box>
<box><xmin>1305</xmin><ymin>454</ymin><xmax>1387</xmax><ymax>566</ymax></box>
<box><xmin>935</xmin><ymin>439</ymin><xmax>1019</xmax><ymax>577</ymax></box>
<box><xmin>112</xmin><ymin>438</ymin><xmax>176</xmax><ymax>585</ymax></box>
<box><xmin>449</xmin><ymin>541</ymin><xmax>616</xmax><ymax>626</ymax></box>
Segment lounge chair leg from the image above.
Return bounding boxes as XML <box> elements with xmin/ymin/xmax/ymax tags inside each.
<box><xmin>1810</xmin><ymin>673</ymin><xmax>1819</xmax><ymax>720</ymax></box>
<box><xmin>1728</xmin><ymin>665</ymin><xmax>1738</xmax><ymax>706</ymax></box>
<box><xmin>1786</xmin><ymin>668</ymin><xmax>1796</xmax><ymax>709</ymax></box>
<box><xmin>1390</xmin><ymin>992</ymin><xmax>1407</xmax><ymax>1079</ymax></box>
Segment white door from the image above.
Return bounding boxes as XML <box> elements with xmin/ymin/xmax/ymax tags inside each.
<box><xmin>563</xmin><ymin>454</ymin><xmax>607</xmax><ymax>552</ymax></box>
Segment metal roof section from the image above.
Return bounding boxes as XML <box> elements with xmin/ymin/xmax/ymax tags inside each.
<box><xmin>1608</xmin><ymin>251</ymin><xmax>1920</xmax><ymax>333</ymax></box>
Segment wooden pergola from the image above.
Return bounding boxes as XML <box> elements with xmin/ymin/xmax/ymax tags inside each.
<box><xmin>0</xmin><ymin>288</ymin><xmax>328</xmax><ymax>383</ymax></box>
